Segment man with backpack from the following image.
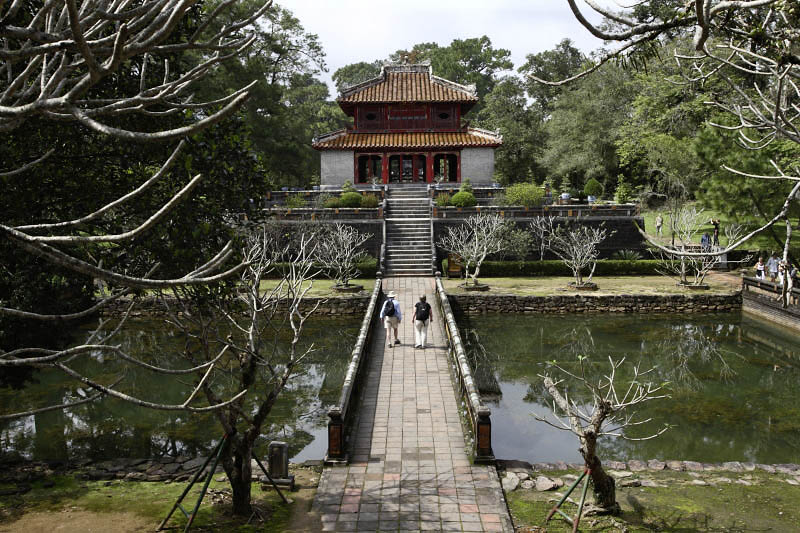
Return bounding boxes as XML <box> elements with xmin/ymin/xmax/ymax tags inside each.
<box><xmin>413</xmin><ymin>295</ymin><xmax>432</xmax><ymax>349</ymax></box>
<box><xmin>380</xmin><ymin>290</ymin><xmax>402</xmax><ymax>347</ymax></box>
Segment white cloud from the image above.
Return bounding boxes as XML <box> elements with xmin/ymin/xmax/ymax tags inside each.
<box><xmin>279</xmin><ymin>0</ymin><xmax>616</xmax><ymax>94</ymax></box>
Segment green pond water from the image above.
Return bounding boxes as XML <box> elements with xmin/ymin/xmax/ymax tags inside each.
<box><xmin>458</xmin><ymin>312</ymin><xmax>800</xmax><ymax>465</ymax></box>
<box><xmin>0</xmin><ymin>317</ymin><xmax>357</xmax><ymax>463</ymax></box>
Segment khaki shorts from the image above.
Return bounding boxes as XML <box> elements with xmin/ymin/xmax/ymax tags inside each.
<box><xmin>383</xmin><ymin>316</ymin><xmax>399</xmax><ymax>328</ymax></box>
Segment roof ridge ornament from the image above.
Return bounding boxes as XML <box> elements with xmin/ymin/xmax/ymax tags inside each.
<box><xmin>337</xmin><ymin>62</ymin><xmax>478</xmax><ymax>102</ymax></box>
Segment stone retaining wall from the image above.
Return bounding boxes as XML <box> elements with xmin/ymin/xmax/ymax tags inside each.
<box><xmin>447</xmin><ymin>292</ymin><xmax>742</xmax><ymax>315</ymax></box>
<box><xmin>101</xmin><ymin>294</ymin><xmax>372</xmax><ymax>318</ymax></box>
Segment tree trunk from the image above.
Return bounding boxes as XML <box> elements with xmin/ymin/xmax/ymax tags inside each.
<box><xmin>585</xmin><ymin>454</ymin><xmax>617</xmax><ymax>510</ymax></box>
<box><xmin>225</xmin><ymin>444</ymin><xmax>254</xmax><ymax>516</ymax></box>
<box><xmin>580</xmin><ymin>433</ymin><xmax>618</xmax><ymax>512</ymax></box>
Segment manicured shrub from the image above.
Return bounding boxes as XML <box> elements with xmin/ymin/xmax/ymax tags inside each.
<box><xmin>315</xmin><ymin>193</ymin><xmax>335</xmax><ymax>208</ymax></box>
<box><xmin>323</xmin><ymin>196</ymin><xmax>340</xmax><ymax>208</ymax></box>
<box><xmin>450</xmin><ymin>191</ymin><xmax>477</xmax><ymax>207</ymax></box>
<box><xmin>584</xmin><ymin>178</ymin><xmax>603</xmax><ymax>198</ymax></box>
<box><xmin>506</xmin><ymin>183</ymin><xmax>544</xmax><ymax>207</ymax></box>
<box><xmin>435</xmin><ymin>193</ymin><xmax>451</xmax><ymax>207</ymax></box>
<box><xmin>360</xmin><ymin>193</ymin><xmax>379</xmax><ymax>208</ymax></box>
<box><xmin>285</xmin><ymin>194</ymin><xmax>307</xmax><ymax>208</ymax></box>
<box><xmin>341</xmin><ymin>180</ymin><xmax>356</xmax><ymax>193</ymax></box>
<box><xmin>339</xmin><ymin>191</ymin><xmax>363</xmax><ymax>207</ymax></box>
<box><xmin>459</xmin><ymin>178</ymin><xmax>473</xmax><ymax>193</ymax></box>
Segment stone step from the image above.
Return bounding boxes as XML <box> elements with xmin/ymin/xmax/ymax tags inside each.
<box><xmin>387</xmin><ymin>244</ymin><xmax>431</xmax><ymax>250</ymax></box>
<box><xmin>387</xmin><ymin>227</ymin><xmax>429</xmax><ymax>232</ymax></box>
<box><xmin>385</xmin><ymin>269</ymin><xmax>432</xmax><ymax>276</ymax></box>
<box><xmin>386</xmin><ymin>232</ymin><xmax>431</xmax><ymax>240</ymax></box>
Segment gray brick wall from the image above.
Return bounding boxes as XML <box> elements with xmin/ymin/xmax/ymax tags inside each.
<box><xmin>321</xmin><ymin>151</ymin><xmax>354</xmax><ymax>189</ymax></box>
<box><xmin>461</xmin><ymin>148</ymin><xmax>495</xmax><ymax>185</ymax></box>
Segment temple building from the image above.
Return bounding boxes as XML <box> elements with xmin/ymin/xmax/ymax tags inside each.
<box><xmin>313</xmin><ymin>64</ymin><xmax>502</xmax><ymax>188</ymax></box>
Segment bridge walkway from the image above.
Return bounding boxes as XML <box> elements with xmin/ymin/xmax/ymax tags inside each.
<box><xmin>313</xmin><ymin>276</ymin><xmax>512</xmax><ymax>532</ymax></box>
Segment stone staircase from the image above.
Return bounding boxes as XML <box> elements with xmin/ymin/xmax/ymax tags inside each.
<box><xmin>384</xmin><ymin>186</ymin><xmax>432</xmax><ymax>276</ymax></box>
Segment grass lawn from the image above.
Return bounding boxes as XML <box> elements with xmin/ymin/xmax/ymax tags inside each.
<box><xmin>0</xmin><ymin>468</ymin><xmax>321</xmax><ymax>532</ymax></box>
<box><xmin>507</xmin><ymin>469</ymin><xmax>800</xmax><ymax>532</ymax></box>
<box><xmin>257</xmin><ymin>278</ymin><xmax>376</xmax><ymax>298</ymax></box>
<box><xmin>443</xmin><ymin>275</ymin><xmax>738</xmax><ymax>297</ymax></box>
<box><xmin>641</xmin><ymin>203</ymin><xmax>800</xmax><ymax>253</ymax></box>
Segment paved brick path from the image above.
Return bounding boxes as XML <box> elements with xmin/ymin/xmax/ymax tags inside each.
<box><xmin>313</xmin><ymin>277</ymin><xmax>513</xmax><ymax>532</ymax></box>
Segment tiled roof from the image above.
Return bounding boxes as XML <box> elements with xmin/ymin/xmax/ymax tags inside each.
<box><xmin>339</xmin><ymin>65</ymin><xmax>478</xmax><ymax>104</ymax></box>
<box><xmin>312</xmin><ymin>129</ymin><xmax>502</xmax><ymax>151</ymax></box>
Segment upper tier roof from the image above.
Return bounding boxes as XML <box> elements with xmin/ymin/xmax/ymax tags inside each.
<box><xmin>338</xmin><ymin>64</ymin><xmax>478</xmax><ymax>104</ymax></box>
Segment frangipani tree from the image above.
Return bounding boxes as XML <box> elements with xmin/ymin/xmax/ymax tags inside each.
<box><xmin>314</xmin><ymin>223</ymin><xmax>372</xmax><ymax>288</ymax></box>
<box><xmin>1</xmin><ymin>1</ymin><xmax>271</xmax><ymax>424</ymax></box>
<box><xmin>438</xmin><ymin>213</ymin><xmax>506</xmax><ymax>287</ymax></box>
<box><xmin>550</xmin><ymin>224</ymin><xmax>612</xmax><ymax>288</ymax></box>
<box><xmin>537</xmin><ymin>356</ymin><xmax>670</xmax><ymax>513</ymax></box>
<box><xmin>161</xmin><ymin>223</ymin><xmax>323</xmax><ymax>515</ymax></box>
<box><xmin>655</xmin><ymin>205</ymin><xmax>748</xmax><ymax>286</ymax></box>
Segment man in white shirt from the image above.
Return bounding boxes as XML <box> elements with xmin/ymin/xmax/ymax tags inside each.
<box><xmin>380</xmin><ymin>291</ymin><xmax>402</xmax><ymax>347</ymax></box>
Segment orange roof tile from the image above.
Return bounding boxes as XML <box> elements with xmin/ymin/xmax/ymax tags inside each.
<box><xmin>313</xmin><ymin>129</ymin><xmax>502</xmax><ymax>151</ymax></box>
<box><xmin>339</xmin><ymin>65</ymin><xmax>478</xmax><ymax>104</ymax></box>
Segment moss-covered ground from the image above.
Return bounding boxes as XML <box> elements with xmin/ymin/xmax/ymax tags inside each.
<box><xmin>0</xmin><ymin>468</ymin><xmax>321</xmax><ymax>532</ymax></box>
<box><xmin>507</xmin><ymin>470</ymin><xmax>800</xmax><ymax>532</ymax></box>
<box><xmin>443</xmin><ymin>275</ymin><xmax>738</xmax><ymax>297</ymax></box>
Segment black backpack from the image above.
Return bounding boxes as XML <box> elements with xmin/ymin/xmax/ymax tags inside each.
<box><xmin>415</xmin><ymin>302</ymin><xmax>430</xmax><ymax>321</ymax></box>
<box><xmin>383</xmin><ymin>299</ymin><xmax>395</xmax><ymax>317</ymax></box>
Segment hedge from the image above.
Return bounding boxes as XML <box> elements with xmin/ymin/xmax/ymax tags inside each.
<box><xmin>441</xmin><ymin>259</ymin><xmax>676</xmax><ymax>277</ymax></box>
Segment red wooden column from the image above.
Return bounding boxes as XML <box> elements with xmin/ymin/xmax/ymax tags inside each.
<box><xmin>411</xmin><ymin>154</ymin><xmax>418</xmax><ymax>183</ymax></box>
<box><xmin>457</xmin><ymin>151</ymin><xmax>462</xmax><ymax>182</ymax></box>
<box><xmin>381</xmin><ymin>153</ymin><xmax>389</xmax><ymax>184</ymax></box>
<box><xmin>426</xmin><ymin>152</ymin><xmax>434</xmax><ymax>183</ymax></box>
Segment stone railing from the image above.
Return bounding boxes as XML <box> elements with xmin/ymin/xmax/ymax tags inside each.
<box><xmin>432</xmin><ymin>204</ymin><xmax>639</xmax><ymax>219</ymax></box>
<box><xmin>446</xmin><ymin>292</ymin><xmax>742</xmax><ymax>315</ymax></box>
<box><xmin>325</xmin><ymin>278</ymin><xmax>383</xmax><ymax>463</ymax></box>
<box><xmin>434</xmin><ymin>274</ymin><xmax>494</xmax><ymax>463</ymax></box>
<box><xmin>258</xmin><ymin>206</ymin><xmax>383</xmax><ymax>221</ymax></box>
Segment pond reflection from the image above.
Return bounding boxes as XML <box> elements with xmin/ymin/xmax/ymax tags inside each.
<box><xmin>460</xmin><ymin>313</ymin><xmax>800</xmax><ymax>464</ymax></box>
<box><xmin>0</xmin><ymin>317</ymin><xmax>357</xmax><ymax>463</ymax></box>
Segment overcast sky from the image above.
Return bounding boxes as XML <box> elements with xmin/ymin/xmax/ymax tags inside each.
<box><xmin>280</xmin><ymin>0</ymin><xmax>614</xmax><ymax>94</ymax></box>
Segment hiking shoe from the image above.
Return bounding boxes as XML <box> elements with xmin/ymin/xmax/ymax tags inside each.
<box><xmin>394</xmin><ymin>339</ymin><xmax>401</xmax><ymax>345</ymax></box>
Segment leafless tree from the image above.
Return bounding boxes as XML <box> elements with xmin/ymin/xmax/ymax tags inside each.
<box><xmin>314</xmin><ymin>223</ymin><xmax>372</xmax><ymax>288</ymax></box>
<box><xmin>437</xmin><ymin>213</ymin><xmax>506</xmax><ymax>287</ymax></box>
<box><xmin>542</xmin><ymin>1</ymin><xmax>800</xmax><ymax>285</ymax></box>
<box><xmin>655</xmin><ymin>205</ymin><xmax>748</xmax><ymax>286</ymax></box>
<box><xmin>529</xmin><ymin>215</ymin><xmax>557</xmax><ymax>261</ymax></box>
<box><xmin>551</xmin><ymin>224</ymin><xmax>612</xmax><ymax>287</ymax></box>
<box><xmin>1</xmin><ymin>2</ymin><xmax>269</xmax><ymax>415</ymax></box>
<box><xmin>162</xmin><ymin>223</ymin><xmax>323</xmax><ymax>515</ymax></box>
<box><xmin>536</xmin><ymin>356</ymin><xmax>670</xmax><ymax>511</ymax></box>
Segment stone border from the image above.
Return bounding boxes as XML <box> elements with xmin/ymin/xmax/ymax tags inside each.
<box><xmin>0</xmin><ymin>457</ymin><xmax>324</xmax><ymax>487</ymax></box>
<box><xmin>325</xmin><ymin>278</ymin><xmax>383</xmax><ymax>463</ymax></box>
<box><xmin>496</xmin><ymin>459</ymin><xmax>800</xmax><ymax>493</ymax></box>
<box><xmin>446</xmin><ymin>292</ymin><xmax>742</xmax><ymax>315</ymax></box>
<box><xmin>434</xmin><ymin>273</ymin><xmax>494</xmax><ymax>463</ymax></box>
